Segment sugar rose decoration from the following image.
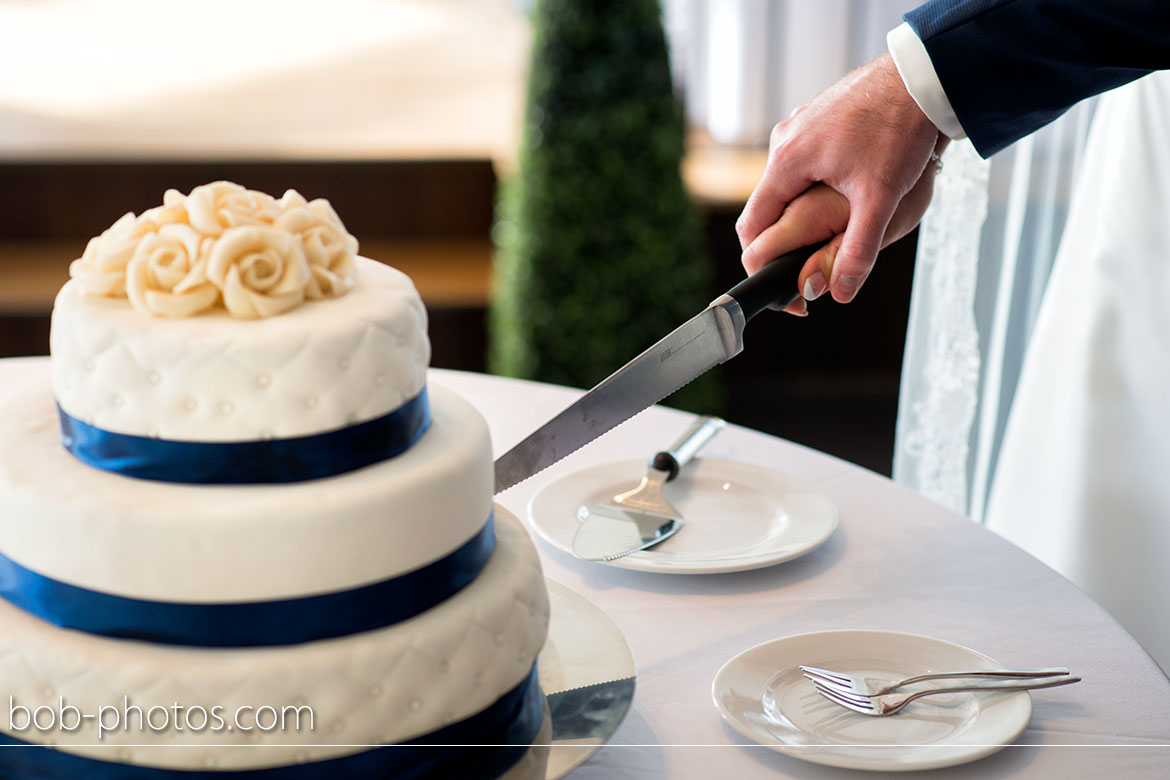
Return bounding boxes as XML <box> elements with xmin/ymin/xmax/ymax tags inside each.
<box><xmin>68</xmin><ymin>182</ymin><xmax>359</xmax><ymax>319</ymax></box>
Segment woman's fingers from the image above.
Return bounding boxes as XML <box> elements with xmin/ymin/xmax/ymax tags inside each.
<box><xmin>799</xmin><ymin>235</ymin><xmax>842</xmax><ymax>302</ymax></box>
<box><xmin>742</xmin><ymin>184</ymin><xmax>849</xmax><ymax>317</ymax></box>
<box><xmin>741</xmin><ymin>184</ymin><xmax>849</xmax><ymax>274</ymax></box>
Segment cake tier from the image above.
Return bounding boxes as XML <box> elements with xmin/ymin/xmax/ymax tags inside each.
<box><xmin>0</xmin><ymin>380</ymin><xmax>490</xmax><ymax>603</ymax></box>
<box><xmin>0</xmin><ymin>508</ymin><xmax>548</xmax><ymax>772</ymax></box>
<box><xmin>50</xmin><ymin>257</ymin><xmax>428</xmax><ymax>442</ymax></box>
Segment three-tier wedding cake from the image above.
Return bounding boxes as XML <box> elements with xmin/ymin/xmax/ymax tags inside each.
<box><xmin>0</xmin><ymin>182</ymin><xmax>550</xmax><ymax>779</ymax></box>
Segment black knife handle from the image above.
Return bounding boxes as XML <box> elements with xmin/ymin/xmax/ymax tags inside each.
<box><xmin>725</xmin><ymin>241</ymin><xmax>828</xmax><ymax>322</ymax></box>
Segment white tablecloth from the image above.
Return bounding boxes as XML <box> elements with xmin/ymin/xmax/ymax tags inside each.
<box><xmin>2</xmin><ymin>359</ymin><xmax>1168</xmax><ymax>777</ymax></box>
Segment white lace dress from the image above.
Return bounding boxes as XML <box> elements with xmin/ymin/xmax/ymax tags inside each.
<box><xmin>984</xmin><ymin>72</ymin><xmax>1170</xmax><ymax>674</ymax></box>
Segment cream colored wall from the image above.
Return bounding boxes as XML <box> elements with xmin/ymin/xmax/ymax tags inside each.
<box><xmin>0</xmin><ymin>0</ymin><xmax>530</xmax><ymax>163</ymax></box>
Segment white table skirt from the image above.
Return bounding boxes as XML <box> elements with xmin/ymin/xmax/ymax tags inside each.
<box><xmin>2</xmin><ymin>359</ymin><xmax>1168</xmax><ymax>777</ymax></box>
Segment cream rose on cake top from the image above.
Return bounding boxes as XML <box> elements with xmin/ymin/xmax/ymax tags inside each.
<box><xmin>277</xmin><ymin>189</ymin><xmax>358</xmax><ymax>299</ymax></box>
<box><xmin>185</xmin><ymin>180</ymin><xmax>280</xmax><ymax>236</ymax></box>
<box><xmin>125</xmin><ymin>224</ymin><xmax>218</xmax><ymax>318</ymax></box>
<box><xmin>67</xmin><ymin>211</ymin><xmax>151</xmax><ymax>297</ymax></box>
<box><xmin>68</xmin><ymin>181</ymin><xmax>358</xmax><ymax>319</ymax></box>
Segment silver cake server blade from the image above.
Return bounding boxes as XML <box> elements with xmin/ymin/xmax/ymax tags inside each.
<box><xmin>571</xmin><ymin>416</ymin><xmax>724</xmax><ymax>561</ymax></box>
<box><xmin>571</xmin><ymin>503</ymin><xmax>683</xmax><ymax>561</ymax></box>
<box><xmin>546</xmin><ymin>677</ymin><xmax>636</xmax><ymax>741</ymax></box>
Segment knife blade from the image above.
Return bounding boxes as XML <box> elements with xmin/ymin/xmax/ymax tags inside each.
<box><xmin>493</xmin><ymin>242</ymin><xmax>823</xmax><ymax>494</ymax></box>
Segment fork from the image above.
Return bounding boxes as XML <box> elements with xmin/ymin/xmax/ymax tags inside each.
<box><xmin>811</xmin><ymin>674</ymin><xmax>1081</xmax><ymax>716</ymax></box>
<box><xmin>800</xmin><ymin>664</ymin><xmax>1070</xmax><ymax>697</ymax></box>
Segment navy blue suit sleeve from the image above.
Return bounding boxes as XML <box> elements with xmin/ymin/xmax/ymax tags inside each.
<box><xmin>906</xmin><ymin>0</ymin><xmax>1170</xmax><ymax>157</ymax></box>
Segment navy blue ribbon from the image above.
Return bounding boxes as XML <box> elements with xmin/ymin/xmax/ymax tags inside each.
<box><xmin>0</xmin><ymin>515</ymin><xmax>494</xmax><ymax>647</ymax></box>
<box><xmin>0</xmin><ymin>666</ymin><xmax>543</xmax><ymax>780</ymax></box>
<box><xmin>57</xmin><ymin>389</ymin><xmax>431</xmax><ymax>484</ymax></box>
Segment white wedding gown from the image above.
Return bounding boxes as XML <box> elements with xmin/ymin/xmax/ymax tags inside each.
<box><xmin>985</xmin><ymin>71</ymin><xmax>1170</xmax><ymax>674</ymax></box>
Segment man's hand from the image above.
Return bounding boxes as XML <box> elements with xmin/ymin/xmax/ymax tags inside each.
<box><xmin>736</xmin><ymin>52</ymin><xmax>942</xmax><ymax>309</ymax></box>
<box><xmin>742</xmin><ymin>161</ymin><xmax>944</xmax><ymax>316</ymax></box>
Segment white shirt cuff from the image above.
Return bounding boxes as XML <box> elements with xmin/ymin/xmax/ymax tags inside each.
<box><xmin>887</xmin><ymin>21</ymin><xmax>967</xmax><ymax>140</ymax></box>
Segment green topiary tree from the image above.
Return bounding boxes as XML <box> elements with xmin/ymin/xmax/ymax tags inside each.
<box><xmin>490</xmin><ymin>0</ymin><xmax>721</xmax><ymax>414</ymax></box>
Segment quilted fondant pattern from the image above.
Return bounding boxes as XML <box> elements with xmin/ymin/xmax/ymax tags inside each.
<box><xmin>0</xmin><ymin>511</ymin><xmax>549</xmax><ymax>771</ymax></box>
<box><xmin>50</xmin><ymin>258</ymin><xmax>429</xmax><ymax>441</ymax></box>
<box><xmin>0</xmin><ymin>383</ymin><xmax>493</xmax><ymax>600</ymax></box>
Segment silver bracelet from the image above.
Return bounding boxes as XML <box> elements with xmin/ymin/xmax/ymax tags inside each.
<box><xmin>929</xmin><ymin>151</ymin><xmax>944</xmax><ymax>172</ymax></box>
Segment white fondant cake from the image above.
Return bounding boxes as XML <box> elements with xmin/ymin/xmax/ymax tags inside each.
<box><xmin>0</xmin><ymin>183</ymin><xmax>550</xmax><ymax>779</ymax></box>
<box><xmin>0</xmin><ymin>381</ymin><xmax>491</xmax><ymax>601</ymax></box>
<box><xmin>51</xmin><ymin>257</ymin><xmax>428</xmax><ymax>442</ymax></box>
<box><xmin>0</xmin><ymin>508</ymin><xmax>547</xmax><ymax>770</ymax></box>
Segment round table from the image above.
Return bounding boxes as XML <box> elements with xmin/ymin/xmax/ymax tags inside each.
<box><xmin>2</xmin><ymin>359</ymin><xmax>1168</xmax><ymax>777</ymax></box>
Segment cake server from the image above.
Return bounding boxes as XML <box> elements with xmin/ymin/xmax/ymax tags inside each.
<box><xmin>571</xmin><ymin>415</ymin><xmax>725</xmax><ymax>560</ymax></box>
<box><xmin>546</xmin><ymin>676</ymin><xmax>636</xmax><ymax>740</ymax></box>
<box><xmin>494</xmin><ymin>242</ymin><xmax>823</xmax><ymax>494</ymax></box>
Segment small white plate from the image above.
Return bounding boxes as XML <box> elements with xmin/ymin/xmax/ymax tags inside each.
<box><xmin>541</xmin><ymin>579</ymin><xmax>636</xmax><ymax>779</ymax></box>
<box><xmin>528</xmin><ymin>458</ymin><xmax>837</xmax><ymax>573</ymax></box>
<box><xmin>712</xmin><ymin>629</ymin><xmax>1034</xmax><ymax>772</ymax></box>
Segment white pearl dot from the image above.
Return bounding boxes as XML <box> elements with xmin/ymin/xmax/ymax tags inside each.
<box><xmin>332</xmin><ymin>720</ymin><xmax>345</xmax><ymax>732</ymax></box>
<box><xmin>438</xmin><ymin>660</ymin><xmax>450</xmax><ymax>673</ymax></box>
<box><xmin>220</xmin><ymin>401</ymin><xmax>234</xmax><ymax>415</ymax></box>
<box><xmin>205</xmin><ymin>757</ymin><xmax>216</xmax><ymax>767</ymax></box>
<box><xmin>295</xmin><ymin>753</ymin><xmax>308</xmax><ymax>764</ymax></box>
<box><xmin>260</xmin><ymin>428</ymin><xmax>275</xmax><ymax>440</ymax></box>
<box><xmin>369</xmin><ymin>685</ymin><xmax>382</xmax><ymax>696</ymax></box>
<box><xmin>184</xmin><ymin>398</ymin><xmax>197</xmax><ymax>411</ymax></box>
<box><xmin>409</xmin><ymin>699</ymin><xmax>422</xmax><ymax>712</ymax></box>
<box><xmin>305</xmin><ymin>396</ymin><xmax>318</xmax><ymax>409</ymax></box>
<box><xmin>42</xmin><ymin>687</ymin><xmax>53</xmax><ymax>697</ymax></box>
<box><xmin>256</xmin><ymin>374</ymin><xmax>271</xmax><ymax>388</ymax></box>
<box><xmin>493</xmin><ymin>633</ymin><xmax>505</xmax><ymax>646</ymax></box>
<box><xmin>338</xmin><ymin>357</ymin><xmax>350</xmax><ymax>370</ymax></box>
<box><xmin>84</xmin><ymin>360</ymin><xmax>95</xmax><ymax>371</ymax></box>
<box><xmin>375</xmin><ymin>374</ymin><xmax>386</xmax><ymax>387</ymax></box>
<box><xmin>345</xmin><ymin>412</ymin><xmax>358</xmax><ymax>424</ymax></box>
<box><xmin>112</xmin><ymin>394</ymin><xmax>124</xmax><ymax>406</ymax></box>
<box><xmin>147</xmin><ymin>371</ymin><xmax>160</xmax><ymax>384</ymax></box>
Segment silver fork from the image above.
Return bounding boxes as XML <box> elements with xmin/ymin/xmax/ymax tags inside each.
<box><xmin>800</xmin><ymin>664</ymin><xmax>1070</xmax><ymax>697</ymax></box>
<box><xmin>811</xmin><ymin>674</ymin><xmax>1081</xmax><ymax>716</ymax></box>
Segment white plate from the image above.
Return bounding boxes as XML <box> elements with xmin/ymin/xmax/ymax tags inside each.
<box><xmin>540</xmin><ymin>579</ymin><xmax>636</xmax><ymax>779</ymax></box>
<box><xmin>528</xmin><ymin>458</ymin><xmax>837</xmax><ymax>573</ymax></box>
<box><xmin>712</xmin><ymin>629</ymin><xmax>1034</xmax><ymax>772</ymax></box>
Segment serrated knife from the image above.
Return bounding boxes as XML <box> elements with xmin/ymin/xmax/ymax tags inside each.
<box><xmin>494</xmin><ymin>243</ymin><xmax>822</xmax><ymax>494</ymax></box>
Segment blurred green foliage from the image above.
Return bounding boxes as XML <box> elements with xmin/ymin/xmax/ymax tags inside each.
<box><xmin>490</xmin><ymin>0</ymin><xmax>722</xmax><ymax>413</ymax></box>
